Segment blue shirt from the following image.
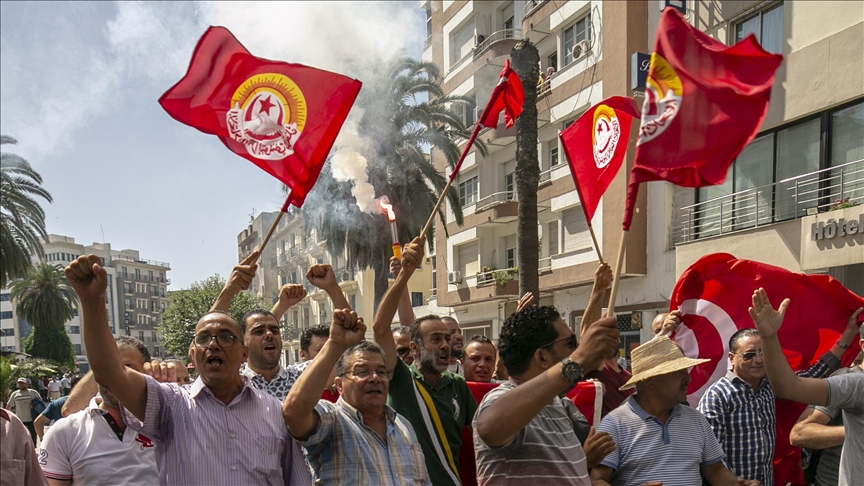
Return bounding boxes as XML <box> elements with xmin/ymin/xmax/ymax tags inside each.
<box><xmin>41</xmin><ymin>396</ymin><xmax>68</xmax><ymax>421</ymax></box>
<box><xmin>598</xmin><ymin>397</ymin><xmax>725</xmax><ymax>486</ymax></box>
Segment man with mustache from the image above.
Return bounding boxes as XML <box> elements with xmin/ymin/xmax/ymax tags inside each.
<box><xmin>39</xmin><ymin>337</ymin><xmax>157</xmax><ymax>485</ymax></box>
<box><xmin>65</xmin><ymin>255</ymin><xmax>310</xmax><ymax>486</ymax></box>
<box><xmin>697</xmin><ymin>306</ymin><xmax>859</xmax><ymax>485</ymax></box>
<box><xmin>373</xmin><ymin>238</ymin><xmax>477</xmax><ymax>486</ymax></box>
<box><xmin>284</xmin><ymin>309</ymin><xmax>430</xmax><ymax>485</ymax></box>
<box><xmin>442</xmin><ymin>317</ymin><xmax>464</xmax><ymax>376</ymax></box>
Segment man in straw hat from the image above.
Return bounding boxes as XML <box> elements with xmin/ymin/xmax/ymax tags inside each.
<box><xmin>591</xmin><ymin>336</ymin><xmax>760</xmax><ymax>486</ymax></box>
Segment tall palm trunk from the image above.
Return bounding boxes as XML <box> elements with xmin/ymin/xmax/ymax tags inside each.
<box><xmin>511</xmin><ymin>41</ymin><xmax>541</xmax><ymax>301</ymax></box>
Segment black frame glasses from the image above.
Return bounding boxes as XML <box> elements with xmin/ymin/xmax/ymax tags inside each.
<box><xmin>194</xmin><ymin>333</ymin><xmax>238</xmax><ymax>349</ymax></box>
<box><xmin>541</xmin><ymin>333</ymin><xmax>578</xmax><ymax>350</ymax></box>
<box><xmin>340</xmin><ymin>368</ymin><xmax>395</xmax><ymax>381</ymax></box>
<box><xmin>396</xmin><ymin>347</ymin><xmax>411</xmax><ymax>357</ymax></box>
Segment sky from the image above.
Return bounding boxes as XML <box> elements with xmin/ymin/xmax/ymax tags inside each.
<box><xmin>0</xmin><ymin>1</ymin><xmax>425</xmax><ymax>289</ymax></box>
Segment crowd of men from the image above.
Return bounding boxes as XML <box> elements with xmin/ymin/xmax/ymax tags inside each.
<box><xmin>1</xmin><ymin>237</ymin><xmax>862</xmax><ymax>486</ymax></box>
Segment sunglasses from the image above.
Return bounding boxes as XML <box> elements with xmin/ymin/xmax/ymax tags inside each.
<box><xmin>541</xmin><ymin>333</ymin><xmax>578</xmax><ymax>350</ymax></box>
<box><xmin>396</xmin><ymin>347</ymin><xmax>411</xmax><ymax>357</ymax></box>
<box><xmin>736</xmin><ymin>350</ymin><xmax>763</xmax><ymax>361</ymax></box>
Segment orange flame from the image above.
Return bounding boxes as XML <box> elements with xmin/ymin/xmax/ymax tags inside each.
<box><xmin>379</xmin><ymin>198</ymin><xmax>396</xmax><ymax>221</ymax></box>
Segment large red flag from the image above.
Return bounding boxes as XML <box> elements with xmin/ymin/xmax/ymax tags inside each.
<box><xmin>478</xmin><ymin>59</ymin><xmax>524</xmax><ymax>130</ymax></box>
<box><xmin>159</xmin><ymin>27</ymin><xmax>362</xmax><ymax>208</ymax></box>
<box><xmin>669</xmin><ymin>253</ymin><xmax>863</xmax><ymax>485</ymax></box>
<box><xmin>621</xmin><ymin>8</ymin><xmax>783</xmax><ymax>230</ymax></box>
<box><xmin>560</xmin><ymin>96</ymin><xmax>640</xmax><ymax>223</ymax></box>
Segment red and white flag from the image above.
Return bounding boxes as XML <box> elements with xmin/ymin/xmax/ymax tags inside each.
<box><xmin>622</xmin><ymin>8</ymin><xmax>783</xmax><ymax>230</ymax></box>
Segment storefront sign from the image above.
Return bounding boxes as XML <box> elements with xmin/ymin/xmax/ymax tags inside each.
<box><xmin>631</xmin><ymin>52</ymin><xmax>650</xmax><ymax>91</ymax></box>
<box><xmin>811</xmin><ymin>213</ymin><xmax>864</xmax><ymax>240</ymax></box>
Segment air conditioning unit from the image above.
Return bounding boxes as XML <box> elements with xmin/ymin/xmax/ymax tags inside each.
<box><xmin>447</xmin><ymin>271</ymin><xmax>462</xmax><ymax>284</ymax></box>
<box><xmin>571</xmin><ymin>39</ymin><xmax>590</xmax><ymax>61</ymax></box>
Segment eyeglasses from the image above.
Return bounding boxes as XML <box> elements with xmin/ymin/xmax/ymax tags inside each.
<box><xmin>396</xmin><ymin>347</ymin><xmax>411</xmax><ymax>357</ymax></box>
<box><xmin>340</xmin><ymin>368</ymin><xmax>394</xmax><ymax>381</ymax></box>
<box><xmin>194</xmin><ymin>333</ymin><xmax>238</xmax><ymax>349</ymax></box>
<box><xmin>541</xmin><ymin>333</ymin><xmax>578</xmax><ymax>350</ymax></box>
<box><xmin>736</xmin><ymin>350</ymin><xmax>763</xmax><ymax>361</ymax></box>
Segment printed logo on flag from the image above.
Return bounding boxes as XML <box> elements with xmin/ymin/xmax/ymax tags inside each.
<box><xmin>227</xmin><ymin>73</ymin><xmax>308</xmax><ymax>160</ymax></box>
<box><xmin>637</xmin><ymin>53</ymin><xmax>682</xmax><ymax>145</ymax></box>
<box><xmin>592</xmin><ymin>104</ymin><xmax>621</xmax><ymax>169</ymax></box>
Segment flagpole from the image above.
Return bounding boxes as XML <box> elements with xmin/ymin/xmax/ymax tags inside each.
<box><xmin>587</xmin><ymin>224</ymin><xmax>605</xmax><ymax>265</ymax></box>
<box><xmin>251</xmin><ymin>189</ymin><xmax>292</xmax><ymax>264</ymax></box>
<box><xmin>605</xmin><ymin>229</ymin><xmax>628</xmax><ymax>317</ymax></box>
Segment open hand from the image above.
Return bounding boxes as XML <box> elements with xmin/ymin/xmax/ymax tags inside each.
<box><xmin>583</xmin><ymin>426</ymin><xmax>616</xmax><ymax>469</ymax></box>
<box><xmin>306</xmin><ymin>264</ymin><xmax>337</xmax><ymax>290</ymax></box>
<box><xmin>65</xmin><ymin>255</ymin><xmax>108</xmax><ymax>302</ymax></box>
<box><xmin>329</xmin><ymin>309</ymin><xmax>366</xmax><ymax>349</ymax></box>
<box><xmin>226</xmin><ymin>251</ymin><xmax>258</xmax><ymax>293</ymax></box>
<box><xmin>516</xmin><ymin>292</ymin><xmax>535</xmax><ymax>313</ymax></box>
<box><xmin>748</xmin><ymin>288</ymin><xmax>789</xmax><ymax>339</ymax></box>
<box><xmin>278</xmin><ymin>284</ymin><xmax>306</xmax><ymax>308</ymax></box>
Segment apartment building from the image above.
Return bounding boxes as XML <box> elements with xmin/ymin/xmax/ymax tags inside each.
<box><xmin>239</xmin><ymin>208</ymin><xmax>441</xmax><ymax>365</ymax></box>
<box><xmin>0</xmin><ymin>234</ymin><xmax>171</xmax><ymax>370</ymax></box>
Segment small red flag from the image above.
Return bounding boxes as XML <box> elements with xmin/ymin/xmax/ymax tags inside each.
<box><xmin>560</xmin><ymin>96</ymin><xmax>640</xmax><ymax>223</ymax></box>
<box><xmin>670</xmin><ymin>253</ymin><xmax>863</xmax><ymax>485</ymax></box>
<box><xmin>622</xmin><ymin>8</ymin><xmax>783</xmax><ymax>230</ymax></box>
<box><xmin>478</xmin><ymin>59</ymin><xmax>524</xmax><ymax>129</ymax></box>
<box><xmin>159</xmin><ymin>27</ymin><xmax>362</xmax><ymax>208</ymax></box>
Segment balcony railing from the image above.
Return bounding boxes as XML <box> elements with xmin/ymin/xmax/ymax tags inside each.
<box><xmin>118</xmin><ymin>273</ymin><xmax>170</xmax><ymax>285</ymax></box>
<box><xmin>672</xmin><ymin>159</ymin><xmax>863</xmax><ymax>245</ymax></box>
<box><xmin>475</xmin><ymin>191</ymin><xmax>517</xmax><ymax>212</ymax></box>
<box><xmin>539</xmin><ymin>167</ymin><xmax>553</xmax><ymax>185</ymax></box>
<box><xmin>334</xmin><ymin>266</ymin><xmax>356</xmax><ymax>283</ymax></box>
<box><xmin>473</xmin><ymin>29</ymin><xmax>522</xmax><ymax>59</ymax></box>
<box><xmin>111</xmin><ymin>254</ymin><xmax>170</xmax><ymax>268</ymax></box>
<box><xmin>524</xmin><ymin>0</ymin><xmax>547</xmax><ymax>18</ymax></box>
<box><xmin>539</xmin><ymin>257</ymin><xmax>552</xmax><ymax>272</ymax></box>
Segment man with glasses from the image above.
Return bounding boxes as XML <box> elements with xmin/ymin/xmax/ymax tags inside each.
<box><xmin>473</xmin><ymin>305</ymin><xmax>620</xmax><ymax>485</ymax></box>
<box><xmin>697</xmin><ymin>307</ymin><xmax>860</xmax><ymax>485</ymax></box>
<box><xmin>284</xmin><ymin>309</ymin><xmax>430</xmax><ymax>485</ymax></box>
<box><xmin>64</xmin><ymin>254</ymin><xmax>311</xmax><ymax>486</ymax></box>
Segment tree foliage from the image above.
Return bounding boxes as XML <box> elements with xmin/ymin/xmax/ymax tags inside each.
<box><xmin>10</xmin><ymin>262</ymin><xmax>77</xmax><ymax>367</ymax></box>
<box><xmin>1</xmin><ymin>135</ymin><xmax>52</xmax><ymax>288</ymax></box>
<box><xmin>158</xmin><ymin>275</ymin><xmax>266</xmax><ymax>357</ymax></box>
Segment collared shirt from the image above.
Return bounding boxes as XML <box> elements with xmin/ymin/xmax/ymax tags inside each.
<box><xmin>6</xmin><ymin>389</ymin><xmax>40</xmax><ymax>423</ymax></box>
<box><xmin>40</xmin><ymin>398</ymin><xmax>157</xmax><ymax>485</ymax></box>
<box><xmin>122</xmin><ymin>374</ymin><xmax>311</xmax><ymax>486</ymax></box>
<box><xmin>301</xmin><ymin>396</ymin><xmax>430</xmax><ymax>486</ymax></box>
<box><xmin>697</xmin><ymin>351</ymin><xmax>839</xmax><ymax>484</ymax></box>
<box><xmin>0</xmin><ymin>409</ymin><xmax>47</xmax><ymax>486</ymax></box>
<box><xmin>241</xmin><ymin>361</ymin><xmax>312</xmax><ymax>401</ymax></box>
<box><xmin>599</xmin><ymin>397</ymin><xmax>725</xmax><ymax>486</ymax></box>
<box><xmin>48</xmin><ymin>381</ymin><xmax>61</xmax><ymax>392</ymax></box>
<box><xmin>585</xmin><ymin>363</ymin><xmax>635</xmax><ymax>416</ymax></box>
<box><xmin>387</xmin><ymin>359</ymin><xmax>477</xmax><ymax>486</ymax></box>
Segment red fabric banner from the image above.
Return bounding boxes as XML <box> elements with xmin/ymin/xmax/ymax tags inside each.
<box><xmin>560</xmin><ymin>96</ymin><xmax>640</xmax><ymax>223</ymax></box>
<box><xmin>670</xmin><ymin>253</ymin><xmax>863</xmax><ymax>485</ymax></box>
<box><xmin>478</xmin><ymin>59</ymin><xmax>524</xmax><ymax>130</ymax></box>
<box><xmin>159</xmin><ymin>26</ymin><xmax>362</xmax><ymax>208</ymax></box>
<box><xmin>622</xmin><ymin>8</ymin><xmax>782</xmax><ymax>230</ymax></box>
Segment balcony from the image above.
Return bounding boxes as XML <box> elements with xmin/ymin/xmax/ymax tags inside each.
<box><xmin>473</xmin><ymin>29</ymin><xmax>522</xmax><ymax>60</ymax></box>
<box><xmin>672</xmin><ymin>159</ymin><xmax>863</xmax><ymax>245</ymax></box>
<box><xmin>523</xmin><ymin>0</ymin><xmax>547</xmax><ymax>20</ymax></box>
<box><xmin>335</xmin><ymin>266</ymin><xmax>359</xmax><ymax>292</ymax></box>
<box><xmin>539</xmin><ymin>257</ymin><xmax>552</xmax><ymax>273</ymax></box>
<box><xmin>111</xmin><ymin>254</ymin><xmax>170</xmax><ymax>268</ymax></box>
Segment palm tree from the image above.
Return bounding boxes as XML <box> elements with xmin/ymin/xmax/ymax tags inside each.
<box><xmin>1</xmin><ymin>135</ymin><xmax>52</xmax><ymax>288</ymax></box>
<box><xmin>10</xmin><ymin>262</ymin><xmax>77</xmax><ymax>367</ymax></box>
<box><xmin>302</xmin><ymin>56</ymin><xmax>484</xmax><ymax>309</ymax></box>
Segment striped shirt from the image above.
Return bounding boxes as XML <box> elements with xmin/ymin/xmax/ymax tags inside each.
<box><xmin>122</xmin><ymin>374</ymin><xmax>311</xmax><ymax>486</ymax></box>
<box><xmin>301</xmin><ymin>396</ymin><xmax>430</xmax><ymax>486</ymax></box>
<box><xmin>598</xmin><ymin>397</ymin><xmax>725</xmax><ymax>486</ymax></box>
<box><xmin>473</xmin><ymin>380</ymin><xmax>591</xmax><ymax>486</ymax></box>
<box><xmin>697</xmin><ymin>352</ymin><xmax>838</xmax><ymax>484</ymax></box>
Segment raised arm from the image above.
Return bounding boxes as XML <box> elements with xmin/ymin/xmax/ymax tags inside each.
<box><xmin>390</xmin><ymin>256</ymin><xmax>415</xmax><ymax>326</ymax></box>
<box><xmin>476</xmin><ymin>317</ymin><xmax>619</xmax><ymax>447</ymax></box>
<box><xmin>61</xmin><ymin>371</ymin><xmax>97</xmax><ymax>417</ymax></box>
<box><xmin>270</xmin><ymin>284</ymin><xmax>307</xmax><ymax>322</ymax></box>
<box><xmin>373</xmin><ymin>238</ymin><xmax>423</xmax><ymax>370</ymax></box>
<box><xmin>306</xmin><ymin>264</ymin><xmax>350</xmax><ymax>310</ymax></box>
<box><xmin>283</xmin><ymin>309</ymin><xmax>365</xmax><ymax>440</ymax></box>
<box><xmin>750</xmin><ymin>288</ymin><xmax>829</xmax><ymax>406</ymax></box>
<box><xmin>580</xmin><ymin>263</ymin><xmax>612</xmax><ymax>340</ymax></box>
<box><xmin>826</xmin><ymin>307</ymin><xmax>863</xmax><ymax>362</ymax></box>
<box><xmin>210</xmin><ymin>251</ymin><xmax>258</xmax><ymax>312</ymax></box>
<box><xmin>65</xmin><ymin>255</ymin><xmax>148</xmax><ymax>420</ymax></box>
<box><xmin>790</xmin><ymin>407</ymin><xmax>844</xmax><ymax>449</ymax></box>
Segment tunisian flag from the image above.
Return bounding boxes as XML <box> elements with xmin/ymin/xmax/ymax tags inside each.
<box><xmin>159</xmin><ymin>27</ymin><xmax>362</xmax><ymax>208</ymax></box>
<box><xmin>621</xmin><ymin>8</ymin><xmax>783</xmax><ymax>230</ymax></box>
<box><xmin>560</xmin><ymin>96</ymin><xmax>640</xmax><ymax>222</ymax></box>
<box><xmin>478</xmin><ymin>59</ymin><xmax>524</xmax><ymax>130</ymax></box>
<box><xmin>669</xmin><ymin>253</ymin><xmax>864</xmax><ymax>485</ymax></box>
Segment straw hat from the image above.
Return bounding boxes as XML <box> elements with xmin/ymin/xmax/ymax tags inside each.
<box><xmin>619</xmin><ymin>336</ymin><xmax>710</xmax><ymax>391</ymax></box>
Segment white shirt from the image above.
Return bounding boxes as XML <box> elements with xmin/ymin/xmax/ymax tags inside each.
<box><xmin>60</xmin><ymin>378</ymin><xmax>71</xmax><ymax>388</ymax></box>
<box><xmin>39</xmin><ymin>398</ymin><xmax>158</xmax><ymax>485</ymax></box>
<box><xmin>48</xmin><ymin>381</ymin><xmax>61</xmax><ymax>392</ymax></box>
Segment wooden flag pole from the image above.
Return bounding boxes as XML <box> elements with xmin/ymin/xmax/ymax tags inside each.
<box><xmin>587</xmin><ymin>224</ymin><xmax>605</xmax><ymax>265</ymax></box>
<box><xmin>250</xmin><ymin>190</ymin><xmax>292</xmax><ymax>264</ymax></box>
<box><xmin>605</xmin><ymin>229</ymin><xmax>628</xmax><ymax>317</ymax></box>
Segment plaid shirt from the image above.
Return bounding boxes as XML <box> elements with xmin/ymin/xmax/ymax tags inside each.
<box><xmin>697</xmin><ymin>352</ymin><xmax>840</xmax><ymax>484</ymax></box>
<box><xmin>241</xmin><ymin>361</ymin><xmax>312</xmax><ymax>401</ymax></box>
<box><xmin>301</xmin><ymin>397</ymin><xmax>430</xmax><ymax>486</ymax></box>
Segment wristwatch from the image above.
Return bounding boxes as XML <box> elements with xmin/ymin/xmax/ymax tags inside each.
<box><xmin>561</xmin><ymin>357</ymin><xmax>583</xmax><ymax>384</ymax></box>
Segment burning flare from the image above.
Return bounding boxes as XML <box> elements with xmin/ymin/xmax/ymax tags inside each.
<box><xmin>379</xmin><ymin>196</ymin><xmax>400</xmax><ymax>258</ymax></box>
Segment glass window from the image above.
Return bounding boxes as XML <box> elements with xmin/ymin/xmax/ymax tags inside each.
<box><xmin>0</xmin><ymin>293</ymin><xmax>9</xmax><ymax>302</ymax></box>
<box><xmin>411</xmin><ymin>292</ymin><xmax>424</xmax><ymax>307</ymax></box>
<box><xmin>0</xmin><ymin>311</ymin><xmax>13</xmax><ymax>320</ymax></box>
<box><xmin>550</xmin><ymin>147</ymin><xmax>559</xmax><ymax>167</ymax></box>
<box><xmin>548</xmin><ymin>52</ymin><xmax>558</xmax><ymax>73</ymax></box>
<box><xmin>425</xmin><ymin>7</ymin><xmax>432</xmax><ymax>40</ymax></box>
<box><xmin>829</xmin><ymin>102</ymin><xmax>864</xmax><ymax>205</ymax></box>
<box><xmin>459</xmin><ymin>175</ymin><xmax>479</xmax><ymax>206</ymax></box>
<box><xmin>735</xmin><ymin>3</ymin><xmax>783</xmax><ymax>54</ymax></box>
<box><xmin>506</xmin><ymin>248</ymin><xmax>516</xmax><ymax>268</ymax></box>
<box><xmin>548</xmin><ymin>221</ymin><xmax>559</xmax><ymax>256</ymax></box>
<box><xmin>563</xmin><ymin>15</ymin><xmax>592</xmax><ymax>65</ymax></box>
<box><xmin>775</xmin><ymin>118</ymin><xmax>820</xmax><ymax>220</ymax></box>
<box><xmin>505</xmin><ymin>172</ymin><xmax>515</xmax><ymax>199</ymax></box>
<box><xmin>732</xmin><ymin>134</ymin><xmax>774</xmax><ymax>228</ymax></box>
<box><xmin>74</xmin><ymin>344</ymin><xmax>82</xmax><ymax>355</ymax></box>
<box><xmin>69</xmin><ymin>326</ymin><xmax>80</xmax><ymax>334</ymax></box>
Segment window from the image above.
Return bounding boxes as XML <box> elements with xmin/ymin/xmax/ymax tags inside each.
<box><xmin>548</xmin><ymin>221</ymin><xmax>559</xmax><ymax>256</ymax></box>
<box><xmin>563</xmin><ymin>15</ymin><xmax>592</xmax><ymax>65</ymax></box>
<box><xmin>150</xmin><ymin>285</ymin><xmax>157</xmax><ymax>296</ymax></box>
<box><xmin>505</xmin><ymin>172</ymin><xmax>515</xmax><ymax>200</ymax></box>
<box><xmin>829</xmin><ymin>103</ymin><xmax>864</xmax><ymax>202</ymax></box>
<box><xmin>502</xmin><ymin>2</ymin><xmax>514</xmax><ymax>34</ymax></box>
<box><xmin>349</xmin><ymin>294</ymin><xmax>357</xmax><ymax>310</ymax></box>
<box><xmin>121</xmin><ymin>266</ymin><xmax>127</xmax><ymax>277</ymax></box>
<box><xmin>134</xmin><ymin>269</ymin><xmax>141</xmax><ymax>278</ymax></box>
<box><xmin>562</xmin><ymin>208</ymin><xmax>590</xmax><ymax>254</ymax></box>
<box><xmin>0</xmin><ymin>293</ymin><xmax>9</xmax><ymax>301</ymax></box>
<box><xmin>73</xmin><ymin>309</ymin><xmax>78</xmax><ymax>317</ymax></box>
<box><xmin>0</xmin><ymin>329</ymin><xmax>14</xmax><ymax>337</ymax></box>
<box><xmin>148</xmin><ymin>270</ymin><xmax>153</xmax><ymax>280</ymax></box>
<box><xmin>506</xmin><ymin>248</ymin><xmax>517</xmax><ymax>269</ymax></box>
<box><xmin>425</xmin><ymin>6</ymin><xmax>432</xmax><ymax>41</ymax></box>
<box><xmin>69</xmin><ymin>326</ymin><xmax>80</xmax><ymax>334</ymax></box>
<box><xmin>411</xmin><ymin>292</ymin><xmax>424</xmax><ymax>307</ymax></box>
<box><xmin>450</xmin><ymin>20</ymin><xmax>475</xmax><ymax>65</ymax></box>
<box><xmin>124</xmin><ymin>298</ymin><xmax>133</xmax><ymax>310</ymax></box>
<box><xmin>550</xmin><ymin>147</ymin><xmax>559</xmax><ymax>167</ymax></box>
<box><xmin>74</xmin><ymin>344</ymin><xmax>82</xmax><ymax>355</ymax></box>
<box><xmin>734</xmin><ymin>3</ymin><xmax>783</xmax><ymax>54</ymax></box>
<box><xmin>548</xmin><ymin>52</ymin><xmax>558</xmax><ymax>73</ymax></box>
<box><xmin>459</xmin><ymin>175</ymin><xmax>479</xmax><ymax>206</ymax></box>
<box><xmin>138</xmin><ymin>331</ymin><xmax>144</xmax><ymax>340</ymax></box>
<box><xmin>1</xmin><ymin>311</ymin><xmax>13</xmax><ymax>320</ymax></box>
<box><xmin>124</xmin><ymin>283</ymin><xmax>133</xmax><ymax>294</ymax></box>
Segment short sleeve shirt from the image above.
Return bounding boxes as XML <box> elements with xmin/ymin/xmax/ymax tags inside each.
<box><xmin>6</xmin><ymin>389</ymin><xmax>40</xmax><ymax>423</ymax></box>
<box><xmin>40</xmin><ymin>397</ymin><xmax>68</xmax><ymax>422</ymax></box>
<box><xmin>386</xmin><ymin>359</ymin><xmax>477</xmax><ymax>486</ymax></box>
<box><xmin>826</xmin><ymin>372</ymin><xmax>864</xmax><ymax>486</ymax></box>
<box><xmin>598</xmin><ymin>397</ymin><xmax>725</xmax><ymax>486</ymax></box>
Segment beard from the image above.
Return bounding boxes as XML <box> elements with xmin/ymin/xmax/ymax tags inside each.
<box><xmin>450</xmin><ymin>347</ymin><xmax>463</xmax><ymax>359</ymax></box>
<box><xmin>98</xmin><ymin>384</ymin><xmax>120</xmax><ymax>409</ymax></box>
<box><xmin>418</xmin><ymin>347</ymin><xmax>448</xmax><ymax>375</ymax></box>
<box><xmin>248</xmin><ymin>350</ymin><xmax>281</xmax><ymax>371</ymax></box>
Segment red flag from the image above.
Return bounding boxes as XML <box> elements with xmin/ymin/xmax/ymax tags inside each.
<box><xmin>560</xmin><ymin>96</ymin><xmax>640</xmax><ymax>223</ymax></box>
<box><xmin>621</xmin><ymin>8</ymin><xmax>783</xmax><ymax>230</ymax></box>
<box><xmin>669</xmin><ymin>253</ymin><xmax>863</xmax><ymax>485</ymax></box>
<box><xmin>478</xmin><ymin>59</ymin><xmax>524</xmax><ymax>129</ymax></box>
<box><xmin>159</xmin><ymin>27</ymin><xmax>362</xmax><ymax>208</ymax></box>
